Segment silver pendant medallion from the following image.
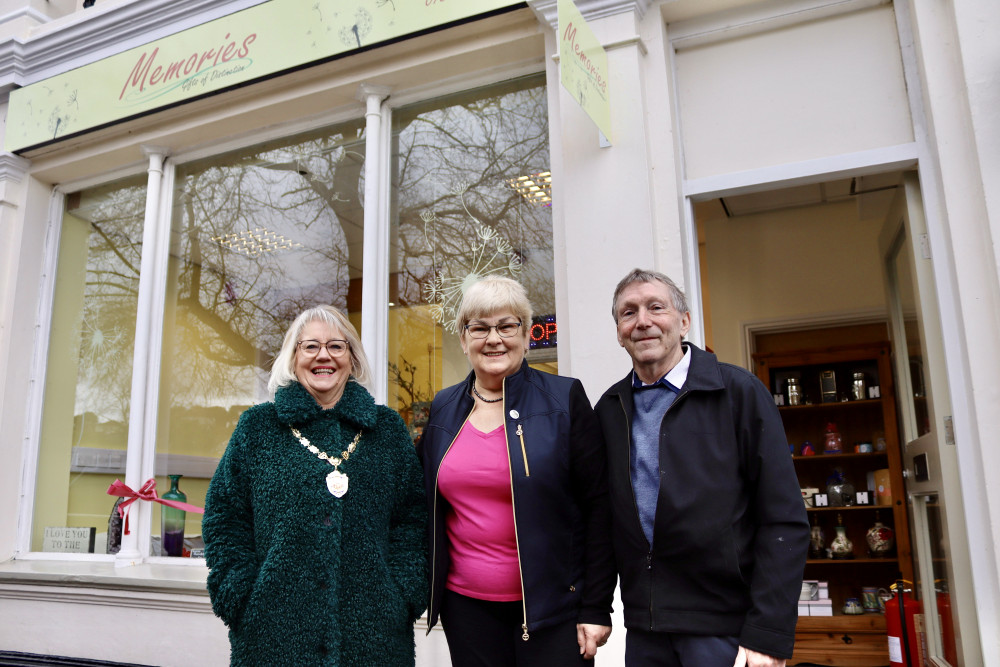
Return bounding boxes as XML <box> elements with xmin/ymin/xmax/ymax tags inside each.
<box><xmin>326</xmin><ymin>469</ymin><xmax>349</xmax><ymax>497</ymax></box>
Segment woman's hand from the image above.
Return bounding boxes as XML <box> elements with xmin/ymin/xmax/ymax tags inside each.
<box><xmin>576</xmin><ymin>623</ymin><xmax>612</xmax><ymax>659</ymax></box>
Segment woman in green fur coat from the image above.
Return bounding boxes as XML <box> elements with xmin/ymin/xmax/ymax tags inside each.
<box><xmin>203</xmin><ymin>305</ymin><xmax>428</xmax><ymax>666</ymax></box>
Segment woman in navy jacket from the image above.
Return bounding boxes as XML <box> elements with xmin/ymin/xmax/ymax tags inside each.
<box><xmin>418</xmin><ymin>276</ymin><xmax>615</xmax><ymax>666</ymax></box>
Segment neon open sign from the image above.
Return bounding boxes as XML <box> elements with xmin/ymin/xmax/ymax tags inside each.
<box><xmin>529</xmin><ymin>314</ymin><xmax>557</xmax><ymax>350</ymax></box>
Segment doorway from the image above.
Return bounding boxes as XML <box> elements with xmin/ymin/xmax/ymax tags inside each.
<box><xmin>695</xmin><ymin>170</ymin><xmax>974</xmax><ymax>665</ymax></box>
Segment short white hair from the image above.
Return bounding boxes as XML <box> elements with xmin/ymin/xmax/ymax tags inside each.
<box><xmin>268</xmin><ymin>305</ymin><xmax>373</xmax><ymax>395</ymax></box>
<box><xmin>455</xmin><ymin>276</ymin><xmax>532</xmax><ymax>341</ymax></box>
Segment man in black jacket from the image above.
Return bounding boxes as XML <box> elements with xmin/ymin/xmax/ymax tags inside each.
<box><xmin>595</xmin><ymin>268</ymin><xmax>809</xmax><ymax>667</ymax></box>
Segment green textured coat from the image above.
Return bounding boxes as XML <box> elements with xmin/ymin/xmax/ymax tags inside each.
<box><xmin>203</xmin><ymin>380</ymin><xmax>428</xmax><ymax>666</ymax></box>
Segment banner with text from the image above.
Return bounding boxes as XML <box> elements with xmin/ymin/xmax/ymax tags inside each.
<box><xmin>6</xmin><ymin>0</ymin><xmax>522</xmax><ymax>152</ymax></box>
<box><xmin>557</xmin><ymin>0</ymin><xmax>610</xmax><ymax>142</ymax></box>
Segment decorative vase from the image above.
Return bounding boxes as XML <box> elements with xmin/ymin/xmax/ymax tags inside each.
<box><xmin>809</xmin><ymin>514</ymin><xmax>825</xmax><ymax>559</ymax></box>
<box><xmin>830</xmin><ymin>513</ymin><xmax>854</xmax><ymax>559</ymax></box>
<box><xmin>161</xmin><ymin>474</ymin><xmax>187</xmax><ymax>557</ymax></box>
<box><xmin>843</xmin><ymin>597</ymin><xmax>864</xmax><ymax>615</ymax></box>
<box><xmin>866</xmin><ymin>511</ymin><xmax>895</xmax><ymax>557</ymax></box>
<box><xmin>826</xmin><ymin>468</ymin><xmax>855</xmax><ymax>507</ymax></box>
<box><xmin>823</xmin><ymin>422</ymin><xmax>843</xmax><ymax>454</ymax></box>
<box><xmin>107</xmin><ymin>496</ymin><xmax>124</xmax><ymax>554</ymax></box>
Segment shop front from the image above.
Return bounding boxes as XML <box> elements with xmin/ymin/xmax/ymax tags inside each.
<box><xmin>0</xmin><ymin>0</ymin><xmax>996</xmax><ymax>665</ymax></box>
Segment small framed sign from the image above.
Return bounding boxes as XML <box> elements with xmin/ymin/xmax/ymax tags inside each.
<box><xmin>855</xmin><ymin>491</ymin><xmax>873</xmax><ymax>506</ymax></box>
<box><xmin>812</xmin><ymin>493</ymin><xmax>830</xmax><ymax>508</ymax></box>
<box><xmin>43</xmin><ymin>526</ymin><xmax>96</xmax><ymax>553</ymax></box>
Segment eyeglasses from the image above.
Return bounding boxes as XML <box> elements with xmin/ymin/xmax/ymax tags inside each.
<box><xmin>464</xmin><ymin>321</ymin><xmax>522</xmax><ymax>339</ymax></box>
<box><xmin>297</xmin><ymin>339</ymin><xmax>349</xmax><ymax>357</ymax></box>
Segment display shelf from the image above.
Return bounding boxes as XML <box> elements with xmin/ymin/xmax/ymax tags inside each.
<box><xmin>754</xmin><ymin>341</ymin><xmax>912</xmax><ymax>667</ymax></box>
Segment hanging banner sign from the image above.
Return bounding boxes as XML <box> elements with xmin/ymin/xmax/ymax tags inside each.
<box><xmin>557</xmin><ymin>0</ymin><xmax>611</xmax><ymax>143</ymax></box>
<box><xmin>5</xmin><ymin>0</ymin><xmax>523</xmax><ymax>153</ymax></box>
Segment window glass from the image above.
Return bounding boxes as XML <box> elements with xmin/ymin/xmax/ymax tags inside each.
<box><xmin>154</xmin><ymin>120</ymin><xmax>367</xmax><ymax>557</ymax></box>
<box><xmin>389</xmin><ymin>74</ymin><xmax>554</xmax><ymax>439</ymax></box>
<box><xmin>33</xmin><ymin>175</ymin><xmax>147</xmax><ymax>553</ymax></box>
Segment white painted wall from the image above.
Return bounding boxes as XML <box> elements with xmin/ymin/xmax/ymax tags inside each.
<box><xmin>674</xmin><ymin>5</ymin><xmax>913</xmax><ymax>179</ymax></box>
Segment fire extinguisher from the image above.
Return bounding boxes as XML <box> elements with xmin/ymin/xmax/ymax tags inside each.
<box><xmin>936</xmin><ymin>581</ymin><xmax>958</xmax><ymax>665</ymax></box>
<box><xmin>885</xmin><ymin>579</ymin><xmax>921</xmax><ymax>667</ymax></box>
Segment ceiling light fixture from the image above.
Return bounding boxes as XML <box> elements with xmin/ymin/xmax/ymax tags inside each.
<box><xmin>506</xmin><ymin>171</ymin><xmax>552</xmax><ymax>207</ymax></box>
<box><xmin>211</xmin><ymin>227</ymin><xmax>303</xmax><ymax>257</ymax></box>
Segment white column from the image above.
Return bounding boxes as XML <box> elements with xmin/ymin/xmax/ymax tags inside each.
<box><xmin>116</xmin><ymin>146</ymin><xmax>169</xmax><ymax>566</ymax></box>
<box><xmin>357</xmin><ymin>84</ymin><xmax>391</xmax><ymax>404</ymax></box>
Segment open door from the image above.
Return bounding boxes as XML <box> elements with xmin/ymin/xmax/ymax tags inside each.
<box><xmin>878</xmin><ymin>172</ymin><xmax>978</xmax><ymax>665</ymax></box>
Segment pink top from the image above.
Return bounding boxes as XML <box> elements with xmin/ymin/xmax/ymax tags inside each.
<box><xmin>437</xmin><ymin>421</ymin><xmax>522</xmax><ymax>601</ymax></box>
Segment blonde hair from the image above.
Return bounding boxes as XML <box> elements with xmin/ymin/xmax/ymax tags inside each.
<box><xmin>268</xmin><ymin>305</ymin><xmax>373</xmax><ymax>395</ymax></box>
<box><xmin>455</xmin><ymin>276</ymin><xmax>532</xmax><ymax>341</ymax></box>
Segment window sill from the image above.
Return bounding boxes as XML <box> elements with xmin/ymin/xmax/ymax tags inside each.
<box><xmin>0</xmin><ymin>557</ymin><xmax>209</xmax><ymax>596</ymax></box>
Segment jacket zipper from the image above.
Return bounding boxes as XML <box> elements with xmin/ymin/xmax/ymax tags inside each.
<box><xmin>426</xmin><ymin>411</ymin><xmax>472</xmax><ymax>636</ymax></box>
<box><xmin>516</xmin><ymin>424</ymin><xmax>530</xmax><ymax>477</ymax></box>
<box><xmin>503</xmin><ymin>378</ymin><xmax>530</xmax><ymax>640</ymax></box>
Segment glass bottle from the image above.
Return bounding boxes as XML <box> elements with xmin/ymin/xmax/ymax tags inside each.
<box><xmin>852</xmin><ymin>372</ymin><xmax>867</xmax><ymax>400</ymax></box>
<box><xmin>787</xmin><ymin>377</ymin><xmax>802</xmax><ymax>406</ymax></box>
<box><xmin>830</xmin><ymin>513</ymin><xmax>854</xmax><ymax>559</ymax></box>
<box><xmin>106</xmin><ymin>496</ymin><xmax>124</xmax><ymax>554</ymax></box>
<box><xmin>161</xmin><ymin>474</ymin><xmax>187</xmax><ymax>557</ymax></box>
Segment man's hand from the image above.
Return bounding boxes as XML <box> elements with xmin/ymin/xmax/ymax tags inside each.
<box><xmin>576</xmin><ymin>623</ymin><xmax>612</xmax><ymax>660</ymax></box>
<box><xmin>733</xmin><ymin>646</ymin><xmax>786</xmax><ymax>667</ymax></box>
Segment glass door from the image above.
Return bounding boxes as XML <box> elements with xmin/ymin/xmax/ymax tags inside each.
<box><xmin>878</xmin><ymin>172</ymin><xmax>975</xmax><ymax>665</ymax></box>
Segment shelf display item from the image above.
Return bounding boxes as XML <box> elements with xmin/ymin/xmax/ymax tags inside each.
<box><xmin>106</xmin><ymin>496</ymin><xmax>124</xmax><ymax>555</ymax></box>
<box><xmin>866</xmin><ymin>510</ymin><xmax>895</xmax><ymax>557</ymax></box>
<box><xmin>842</xmin><ymin>597</ymin><xmax>864</xmax><ymax>615</ymax></box>
<box><xmin>809</xmin><ymin>515</ymin><xmax>825</xmax><ymax>559</ymax></box>
<box><xmin>820</xmin><ymin>370</ymin><xmax>837</xmax><ymax>402</ymax></box>
<box><xmin>801</xmin><ymin>440</ymin><xmax>816</xmax><ymax>456</ymax></box>
<box><xmin>825</xmin><ymin>468</ymin><xmax>855</xmax><ymax>506</ymax></box>
<box><xmin>161</xmin><ymin>474</ymin><xmax>187</xmax><ymax>557</ymax></box>
<box><xmin>822</xmin><ymin>422</ymin><xmax>843</xmax><ymax>454</ymax></box>
<box><xmin>852</xmin><ymin>372</ymin><xmax>867</xmax><ymax>400</ymax></box>
<box><xmin>787</xmin><ymin>377</ymin><xmax>802</xmax><ymax>406</ymax></box>
<box><xmin>830</xmin><ymin>513</ymin><xmax>854</xmax><ymax>559</ymax></box>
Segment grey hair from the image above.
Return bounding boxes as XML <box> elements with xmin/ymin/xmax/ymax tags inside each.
<box><xmin>455</xmin><ymin>276</ymin><xmax>533</xmax><ymax>341</ymax></box>
<box><xmin>611</xmin><ymin>268</ymin><xmax>689</xmax><ymax>322</ymax></box>
<box><xmin>268</xmin><ymin>305</ymin><xmax>373</xmax><ymax>395</ymax></box>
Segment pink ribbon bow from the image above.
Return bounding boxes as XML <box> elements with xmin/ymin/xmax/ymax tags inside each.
<box><xmin>106</xmin><ymin>478</ymin><xmax>204</xmax><ymax>535</ymax></box>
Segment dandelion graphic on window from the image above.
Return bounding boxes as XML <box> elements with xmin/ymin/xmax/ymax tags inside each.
<box><xmin>422</xmin><ymin>186</ymin><xmax>522</xmax><ymax>334</ymax></box>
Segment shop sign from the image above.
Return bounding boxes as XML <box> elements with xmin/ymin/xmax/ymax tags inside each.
<box><xmin>557</xmin><ymin>0</ymin><xmax>611</xmax><ymax>142</ymax></box>
<box><xmin>529</xmin><ymin>314</ymin><xmax>557</xmax><ymax>350</ymax></box>
<box><xmin>5</xmin><ymin>0</ymin><xmax>523</xmax><ymax>153</ymax></box>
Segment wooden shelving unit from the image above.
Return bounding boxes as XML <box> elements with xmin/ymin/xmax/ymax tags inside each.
<box><xmin>754</xmin><ymin>342</ymin><xmax>912</xmax><ymax>667</ymax></box>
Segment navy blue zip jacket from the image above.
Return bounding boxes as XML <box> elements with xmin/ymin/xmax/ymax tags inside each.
<box><xmin>417</xmin><ymin>360</ymin><xmax>616</xmax><ymax>636</ymax></box>
<box><xmin>595</xmin><ymin>343</ymin><xmax>809</xmax><ymax>659</ymax></box>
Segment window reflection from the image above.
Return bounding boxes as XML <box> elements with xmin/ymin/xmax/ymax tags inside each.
<box><xmin>34</xmin><ymin>176</ymin><xmax>146</xmax><ymax>552</ymax></box>
<box><xmin>389</xmin><ymin>74</ymin><xmax>554</xmax><ymax>437</ymax></box>
<box><xmin>155</xmin><ymin>121</ymin><xmax>366</xmax><ymax>555</ymax></box>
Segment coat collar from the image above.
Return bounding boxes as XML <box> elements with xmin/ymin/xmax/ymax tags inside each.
<box><xmin>608</xmin><ymin>342</ymin><xmax>725</xmax><ymax>399</ymax></box>
<box><xmin>274</xmin><ymin>379</ymin><xmax>378</xmax><ymax>430</ymax></box>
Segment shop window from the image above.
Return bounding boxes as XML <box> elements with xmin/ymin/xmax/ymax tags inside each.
<box><xmin>388</xmin><ymin>73</ymin><xmax>555</xmax><ymax>440</ymax></box>
<box><xmin>155</xmin><ymin>121</ymin><xmax>368</xmax><ymax>556</ymax></box>
<box><xmin>33</xmin><ymin>119</ymin><xmax>368</xmax><ymax>556</ymax></box>
<box><xmin>33</xmin><ymin>175</ymin><xmax>147</xmax><ymax>553</ymax></box>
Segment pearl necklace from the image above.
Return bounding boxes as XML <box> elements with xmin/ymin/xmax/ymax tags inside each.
<box><xmin>471</xmin><ymin>382</ymin><xmax>502</xmax><ymax>403</ymax></box>
<box><xmin>290</xmin><ymin>427</ymin><xmax>362</xmax><ymax>497</ymax></box>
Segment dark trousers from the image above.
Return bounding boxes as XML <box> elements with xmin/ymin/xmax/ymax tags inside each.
<box><xmin>625</xmin><ymin>628</ymin><xmax>740</xmax><ymax>667</ymax></box>
<box><xmin>441</xmin><ymin>589</ymin><xmax>588</xmax><ymax>667</ymax></box>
